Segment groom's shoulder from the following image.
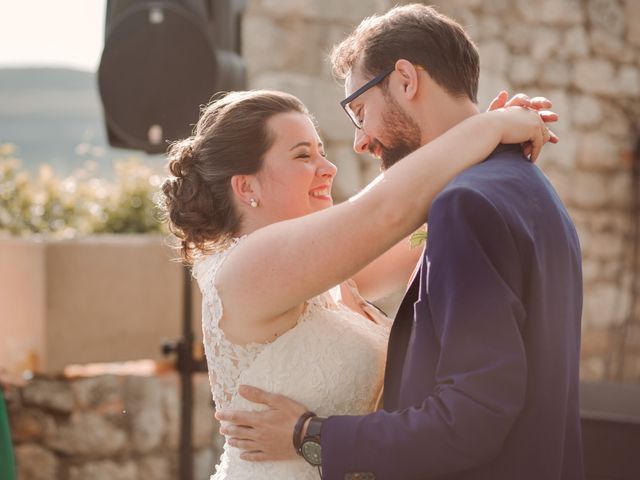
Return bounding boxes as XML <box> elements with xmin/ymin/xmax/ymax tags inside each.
<box><xmin>447</xmin><ymin>145</ymin><xmax>535</xmax><ymax>191</ymax></box>
<box><xmin>433</xmin><ymin>146</ymin><xmax>536</xmax><ymax>210</ymax></box>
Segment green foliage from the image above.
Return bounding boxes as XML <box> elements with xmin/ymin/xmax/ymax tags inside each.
<box><xmin>0</xmin><ymin>144</ymin><xmax>166</xmax><ymax>237</ymax></box>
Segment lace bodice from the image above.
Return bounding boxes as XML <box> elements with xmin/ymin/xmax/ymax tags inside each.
<box><xmin>192</xmin><ymin>237</ymin><xmax>390</xmax><ymax>480</ymax></box>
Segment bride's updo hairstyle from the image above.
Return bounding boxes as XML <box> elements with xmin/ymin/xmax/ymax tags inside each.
<box><xmin>161</xmin><ymin>90</ymin><xmax>309</xmax><ymax>263</ymax></box>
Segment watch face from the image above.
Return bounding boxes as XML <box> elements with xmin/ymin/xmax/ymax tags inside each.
<box><xmin>301</xmin><ymin>441</ymin><xmax>322</xmax><ymax>466</ymax></box>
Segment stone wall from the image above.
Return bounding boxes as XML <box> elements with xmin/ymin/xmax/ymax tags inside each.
<box><xmin>242</xmin><ymin>0</ymin><xmax>640</xmax><ymax>382</ymax></box>
<box><xmin>6</xmin><ymin>373</ymin><xmax>221</xmax><ymax>480</ymax></box>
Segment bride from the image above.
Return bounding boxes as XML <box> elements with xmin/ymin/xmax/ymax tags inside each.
<box><xmin>161</xmin><ymin>89</ymin><xmax>552</xmax><ymax>479</ymax></box>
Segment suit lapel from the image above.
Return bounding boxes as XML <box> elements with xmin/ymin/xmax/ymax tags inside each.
<box><xmin>382</xmin><ymin>260</ymin><xmax>422</xmax><ymax>409</ymax></box>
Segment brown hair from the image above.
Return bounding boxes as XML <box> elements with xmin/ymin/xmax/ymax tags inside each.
<box><xmin>161</xmin><ymin>90</ymin><xmax>308</xmax><ymax>263</ymax></box>
<box><xmin>330</xmin><ymin>3</ymin><xmax>479</xmax><ymax>103</ymax></box>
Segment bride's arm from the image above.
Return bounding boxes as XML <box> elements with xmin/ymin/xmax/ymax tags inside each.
<box><xmin>349</xmin><ymin>92</ymin><xmax>557</xmax><ymax>302</ymax></box>
<box><xmin>219</xmin><ymin>108</ymin><xmax>547</xmax><ymax>322</ymax></box>
<box><xmin>350</xmin><ymin>231</ymin><xmax>424</xmax><ymax>302</ymax></box>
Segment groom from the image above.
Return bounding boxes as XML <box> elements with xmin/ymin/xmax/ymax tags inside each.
<box><xmin>217</xmin><ymin>4</ymin><xmax>584</xmax><ymax>479</ymax></box>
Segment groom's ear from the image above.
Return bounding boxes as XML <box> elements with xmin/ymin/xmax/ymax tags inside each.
<box><xmin>394</xmin><ymin>59</ymin><xmax>420</xmax><ymax>101</ymax></box>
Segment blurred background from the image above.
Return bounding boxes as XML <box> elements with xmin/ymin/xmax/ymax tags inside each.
<box><xmin>1</xmin><ymin>1</ymin><xmax>639</xmax><ymax>479</ymax></box>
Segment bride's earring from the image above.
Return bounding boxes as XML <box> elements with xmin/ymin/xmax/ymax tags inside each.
<box><xmin>250</xmin><ymin>198</ymin><xmax>259</xmax><ymax>208</ymax></box>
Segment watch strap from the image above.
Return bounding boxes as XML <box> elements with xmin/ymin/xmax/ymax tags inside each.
<box><xmin>293</xmin><ymin>411</ymin><xmax>316</xmax><ymax>453</ymax></box>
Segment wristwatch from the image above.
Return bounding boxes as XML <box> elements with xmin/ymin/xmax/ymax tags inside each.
<box><xmin>299</xmin><ymin>416</ymin><xmax>326</xmax><ymax>466</ymax></box>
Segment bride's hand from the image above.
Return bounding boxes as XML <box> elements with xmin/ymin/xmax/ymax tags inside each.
<box><xmin>487</xmin><ymin>91</ymin><xmax>559</xmax><ymax>159</ymax></box>
<box><xmin>487</xmin><ymin>106</ymin><xmax>557</xmax><ymax>162</ymax></box>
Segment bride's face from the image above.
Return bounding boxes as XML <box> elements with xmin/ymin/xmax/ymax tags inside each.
<box><xmin>255</xmin><ymin>111</ymin><xmax>337</xmax><ymax>222</ymax></box>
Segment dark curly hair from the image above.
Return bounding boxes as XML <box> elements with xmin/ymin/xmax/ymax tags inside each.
<box><xmin>161</xmin><ymin>90</ymin><xmax>309</xmax><ymax>263</ymax></box>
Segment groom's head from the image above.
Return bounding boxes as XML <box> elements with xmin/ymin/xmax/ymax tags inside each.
<box><xmin>331</xmin><ymin>4</ymin><xmax>480</xmax><ymax>169</ymax></box>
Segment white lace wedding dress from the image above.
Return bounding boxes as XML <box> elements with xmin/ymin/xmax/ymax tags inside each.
<box><xmin>192</xmin><ymin>237</ymin><xmax>390</xmax><ymax>480</ymax></box>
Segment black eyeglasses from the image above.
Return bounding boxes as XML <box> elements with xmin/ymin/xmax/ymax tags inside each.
<box><xmin>340</xmin><ymin>67</ymin><xmax>395</xmax><ymax>129</ymax></box>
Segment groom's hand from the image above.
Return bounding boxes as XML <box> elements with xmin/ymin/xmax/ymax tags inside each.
<box><xmin>214</xmin><ymin>385</ymin><xmax>308</xmax><ymax>462</ymax></box>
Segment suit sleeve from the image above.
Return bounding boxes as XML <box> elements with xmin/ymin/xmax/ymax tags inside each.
<box><xmin>321</xmin><ymin>187</ymin><xmax>528</xmax><ymax>480</ymax></box>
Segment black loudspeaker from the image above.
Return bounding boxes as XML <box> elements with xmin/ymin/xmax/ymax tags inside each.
<box><xmin>98</xmin><ymin>0</ymin><xmax>246</xmax><ymax>153</ymax></box>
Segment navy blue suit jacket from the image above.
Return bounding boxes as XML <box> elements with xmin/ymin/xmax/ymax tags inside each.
<box><xmin>322</xmin><ymin>145</ymin><xmax>584</xmax><ymax>479</ymax></box>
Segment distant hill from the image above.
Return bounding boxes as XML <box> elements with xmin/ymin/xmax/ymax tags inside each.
<box><xmin>0</xmin><ymin>67</ymin><xmax>163</xmax><ymax>176</ymax></box>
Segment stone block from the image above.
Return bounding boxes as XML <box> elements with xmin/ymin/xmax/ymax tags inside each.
<box><xmin>8</xmin><ymin>407</ymin><xmax>54</xmax><ymax>443</ymax></box>
<box><xmin>582</xmin><ymin>230</ymin><xmax>625</xmax><ymax>261</ymax></box>
<box><xmin>570</xmin><ymin>94</ymin><xmax>602</xmax><ymax>128</ymax></box>
<box><xmin>585</xmin><ymin>211</ymin><xmax>629</xmax><ymax>236</ymax></box>
<box><xmin>193</xmin><ymin>375</ymin><xmax>216</xmax><ymax>448</ymax></box>
<box><xmin>572</xmin><ymin>59</ymin><xmax>616</xmax><ymax>96</ymax></box>
<box><xmin>479</xmin><ymin>41</ymin><xmax>510</xmax><ymax>74</ymax></box>
<box><xmin>559</xmin><ymin>26</ymin><xmax>590</xmax><ymax>59</ymax></box>
<box><xmin>72</xmin><ymin>375</ymin><xmax>123</xmax><ymax>412</ymax></box>
<box><xmin>581</xmin><ymin>328</ymin><xmax>612</xmax><ymax>356</ymax></box>
<box><xmin>508</xmin><ymin>55</ymin><xmax>539</xmax><ymax>86</ymax></box>
<box><xmin>581</xmin><ymin>257</ymin><xmax>601</xmax><ymax>284</ymax></box>
<box><xmin>504</xmin><ymin>23</ymin><xmax>532</xmax><ymax>52</ymax></box>
<box><xmin>580</xmin><ymin>355</ymin><xmax>607</xmax><ymax>381</ymax></box>
<box><xmin>68</xmin><ymin>460</ymin><xmax>138</xmax><ymax>480</ymax></box>
<box><xmin>576</xmin><ymin>132</ymin><xmax>623</xmax><ymax>171</ymax></box>
<box><xmin>139</xmin><ymin>455</ymin><xmax>172</xmax><ymax>480</ymax></box>
<box><xmin>22</xmin><ymin>379</ymin><xmax>74</xmax><ymax>414</ymax></box>
<box><xmin>124</xmin><ymin>376</ymin><xmax>165</xmax><ymax>453</ymax></box>
<box><xmin>243</xmin><ymin>16</ymin><xmax>324</xmax><ymax>78</ymax></box>
<box><xmin>477</xmin><ymin>15</ymin><xmax>502</xmax><ymax>40</ymax></box>
<box><xmin>587</xmin><ymin>0</ymin><xmax>625</xmax><ymax>36</ymax></box>
<box><xmin>516</xmin><ymin>0</ymin><xmax>585</xmax><ymax>26</ymax></box>
<box><xmin>590</xmin><ymin>29</ymin><xmax>635</xmax><ymax>64</ymax></box>
<box><xmin>45</xmin><ymin>412</ymin><xmax>127</xmax><ymax>456</ymax></box>
<box><xmin>543</xmin><ymin>169</ymin><xmax>572</xmax><ymax>204</ymax></box>
<box><xmin>480</xmin><ymin>0</ymin><xmax>511</xmax><ymax>14</ymax></box>
<box><xmin>194</xmin><ymin>448</ymin><xmax>217</xmax><ymax>480</ymax></box>
<box><xmin>256</xmin><ymin>0</ymin><xmax>388</xmax><ymax>22</ymax></box>
<box><xmin>14</xmin><ymin>444</ymin><xmax>58</xmax><ymax>480</ymax></box>
<box><xmin>251</xmin><ymin>72</ymin><xmax>355</xmax><ymax>143</ymax></box>
<box><xmin>616</xmin><ymin>66</ymin><xmax>640</xmax><ymax>97</ymax></box>
<box><xmin>162</xmin><ymin>378</ymin><xmax>180</xmax><ymax>448</ymax></box>
<box><xmin>539</xmin><ymin>61</ymin><xmax>570</xmax><ymax>88</ymax></box>
<box><xmin>568</xmin><ymin>171</ymin><xmax>610</xmax><ymax>209</ymax></box>
<box><xmin>583</xmin><ymin>282</ymin><xmax>630</xmax><ymax>328</ymax></box>
<box><xmin>609</xmin><ymin>171</ymin><xmax>633</xmax><ymax>209</ymax></box>
<box><xmin>601</xmin><ymin>103</ymin><xmax>633</xmax><ymax>138</ymax></box>
<box><xmin>530</xmin><ymin>27</ymin><xmax>561</xmax><ymax>63</ymax></box>
<box><xmin>537</xmin><ymin>134</ymin><xmax>579</xmax><ymax>172</ymax></box>
<box><xmin>626</xmin><ymin>0</ymin><xmax>640</xmax><ymax>46</ymax></box>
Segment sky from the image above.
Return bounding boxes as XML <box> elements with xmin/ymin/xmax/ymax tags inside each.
<box><xmin>0</xmin><ymin>0</ymin><xmax>106</xmax><ymax>71</ymax></box>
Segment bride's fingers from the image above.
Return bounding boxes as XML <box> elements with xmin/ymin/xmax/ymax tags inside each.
<box><xmin>530</xmin><ymin>124</ymin><xmax>545</xmax><ymax>162</ymax></box>
<box><xmin>530</xmin><ymin>96</ymin><xmax>553</xmax><ymax>110</ymax></box>
<box><xmin>487</xmin><ymin>90</ymin><xmax>509</xmax><ymax>111</ymax></box>
<box><xmin>504</xmin><ymin>93</ymin><xmax>531</xmax><ymax>108</ymax></box>
<box><xmin>547</xmin><ymin>129</ymin><xmax>559</xmax><ymax>144</ymax></box>
<box><xmin>538</xmin><ymin>110</ymin><xmax>559</xmax><ymax>123</ymax></box>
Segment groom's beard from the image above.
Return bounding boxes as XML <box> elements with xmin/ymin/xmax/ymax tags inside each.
<box><xmin>371</xmin><ymin>93</ymin><xmax>422</xmax><ymax>170</ymax></box>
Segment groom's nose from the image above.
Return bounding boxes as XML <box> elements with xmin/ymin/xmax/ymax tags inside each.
<box><xmin>353</xmin><ymin>128</ymin><xmax>370</xmax><ymax>154</ymax></box>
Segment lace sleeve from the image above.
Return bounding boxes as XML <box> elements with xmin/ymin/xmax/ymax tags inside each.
<box><xmin>192</xmin><ymin>238</ymin><xmax>265</xmax><ymax>408</ymax></box>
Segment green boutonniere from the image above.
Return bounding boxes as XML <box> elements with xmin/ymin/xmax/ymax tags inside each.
<box><xmin>409</xmin><ymin>225</ymin><xmax>428</xmax><ymax>249</ymax></box>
